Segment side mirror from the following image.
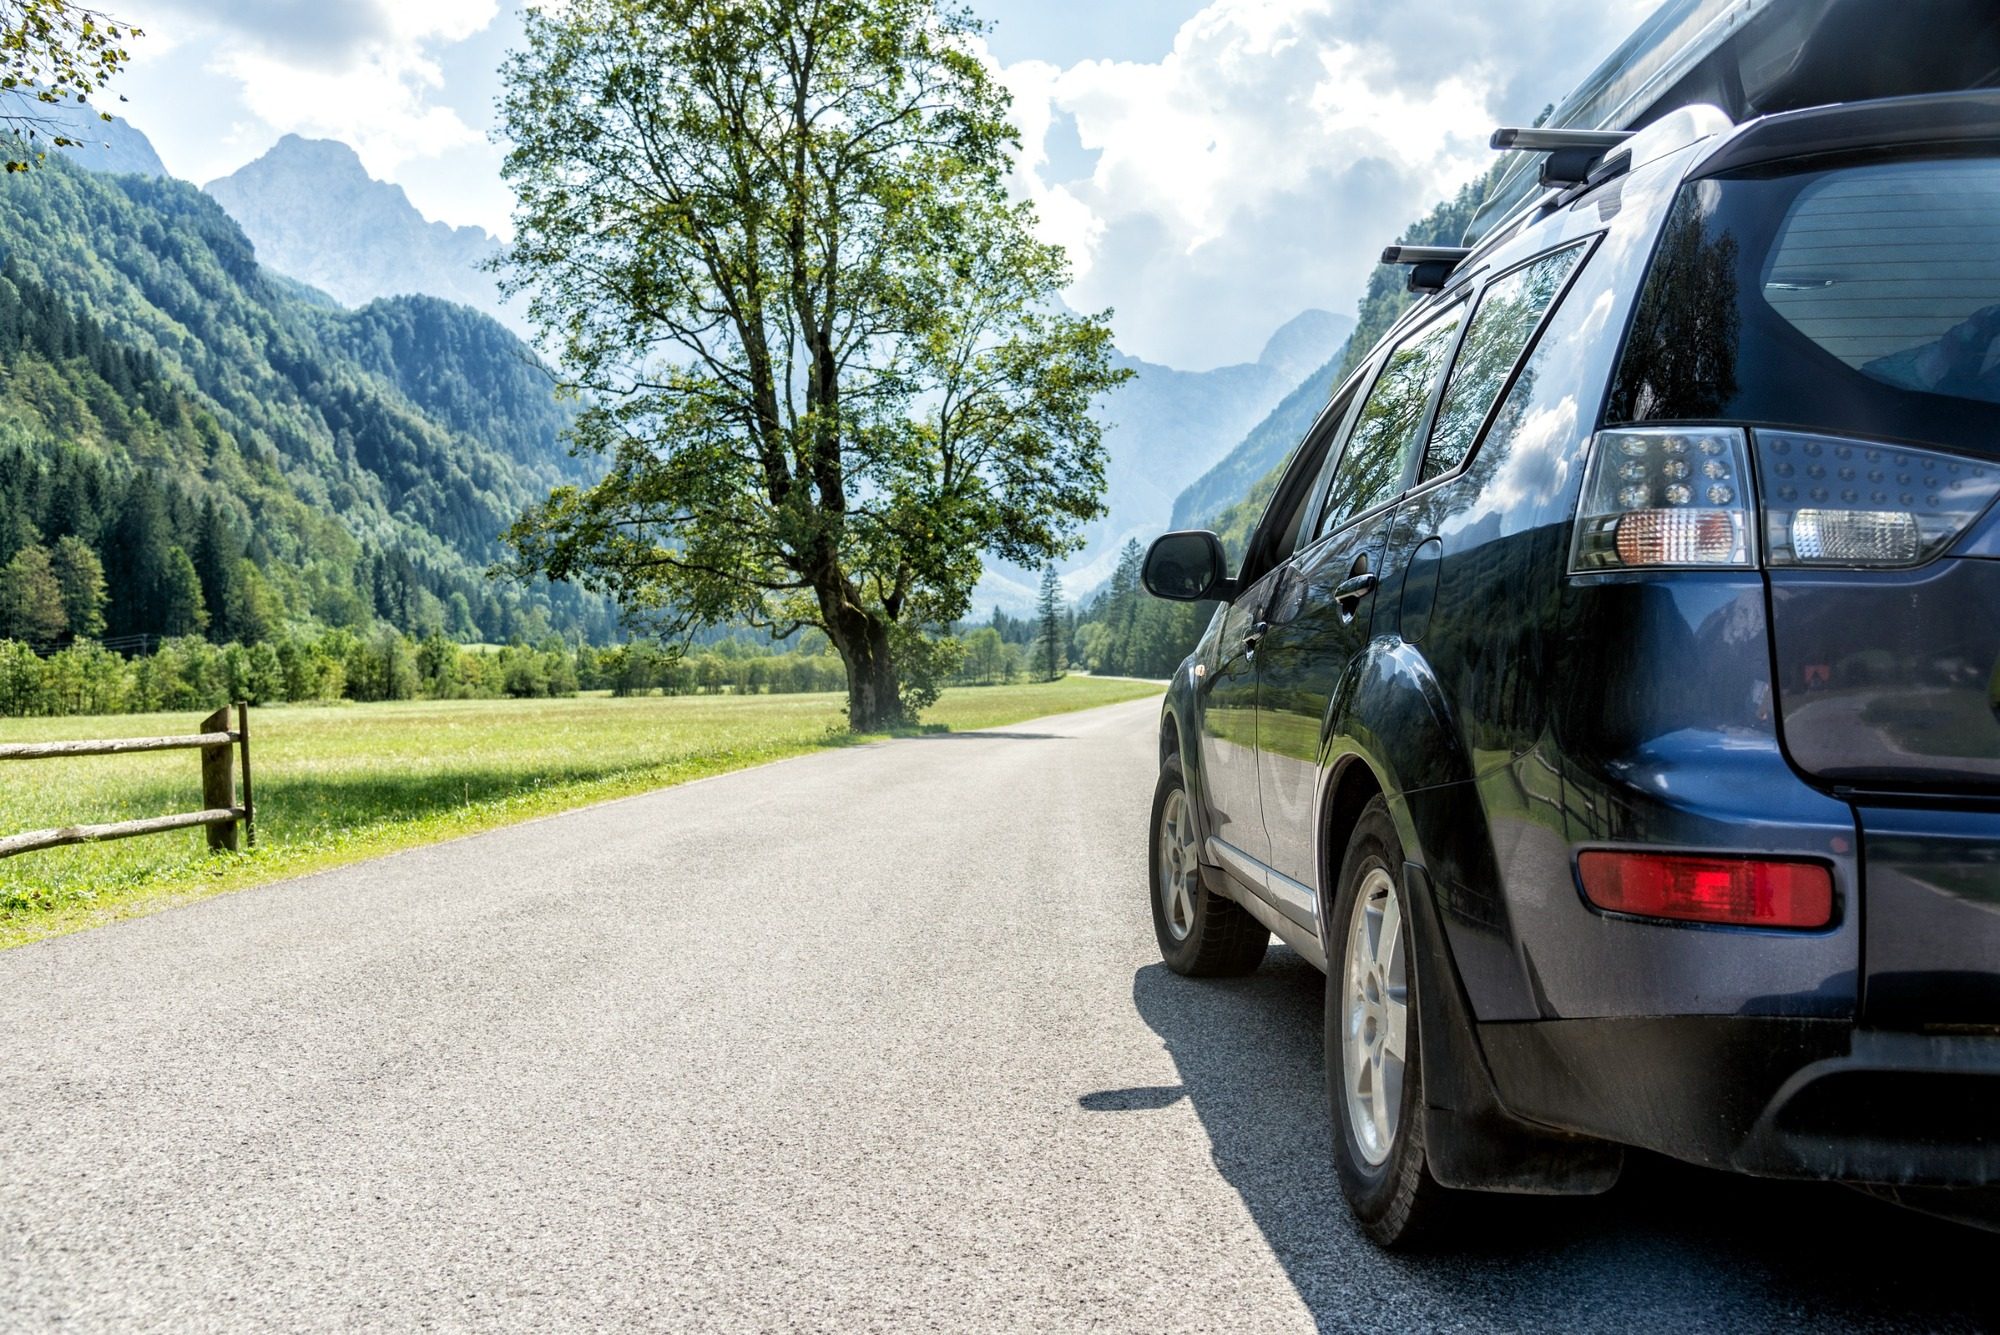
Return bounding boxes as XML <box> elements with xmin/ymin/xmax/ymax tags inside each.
<box><xmin>1142</xmin><ymin>530</ymin><xmax>1235</xmax><ymax>603</ymax></box>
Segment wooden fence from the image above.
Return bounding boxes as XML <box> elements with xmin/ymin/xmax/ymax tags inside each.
<box><xmin>0</xmin><ymin>703</ymin><xmax>255</xmax><ymax>860</ymax></box>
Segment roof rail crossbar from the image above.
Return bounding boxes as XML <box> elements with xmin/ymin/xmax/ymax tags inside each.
<box><xmin>1490</xmin><ymin>127</ymin><xmax>1633</xmax><ymax>152</ymax></box>
<box><xmin>1380</xmin><ymin>245</ymin><xmax>1472</xmax><ymax>293</ymax></box>
<box><xmin>1379</xmin><ymin>245</ymin><xmax>1473</xmax><ymax>266</ymax></box>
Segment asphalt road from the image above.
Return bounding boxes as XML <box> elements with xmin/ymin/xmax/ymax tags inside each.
<box><xmin>0</xmin><ymin>696</ymin><xmax>1992</xmax><ymax>1332</ymax></box>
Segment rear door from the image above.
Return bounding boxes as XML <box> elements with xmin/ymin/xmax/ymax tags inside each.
<box><xmin>1257</xmin><ymin>302</ymin><xmax>1468</xmax><ymax>909</ymax></box>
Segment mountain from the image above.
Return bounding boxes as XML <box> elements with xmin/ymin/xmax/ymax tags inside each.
<box><xmin>205</xmin><ymin>137</ymin><xmax>525</xmax><ymax>339</ymax></box>
<box><xmin>1171</xmin><ymin>175</ymin><xmax>1495</xmax><ymax>548</ymax></box>
<box><xmin>1098</xmin><ymin>309</ymin><xmax>1352</xmax><ymax>558</ymax></box>
<box><xmin>0</xmin><ymin>128</ymin><xmax>611</xmax><ymax>645</ymax></box>
<box><xmin>1170</xmin><ymin>345</ymin><xmax>1344</xmax><ymax>532</ymax></box>
<box><xmin>975</xmin><ymin>307</ymin><xmax>1353</xmax><ymax>612</ymax></box>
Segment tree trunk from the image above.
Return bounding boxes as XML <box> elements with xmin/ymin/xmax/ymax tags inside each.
<box><xmin>814</xmin><ymin>573</ymin><xmax>902</xmax><ymax>732</ymax></box>
<box><xmin>830</xmin><ymin>612</ymin><xmax>901</xmax><ymax>731</ymax></box>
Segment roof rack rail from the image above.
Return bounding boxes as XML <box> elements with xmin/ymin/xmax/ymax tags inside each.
<box><xmin>1379</xmin><ymin>244</ymin><xmax>1472</xmax><ymax>293</ymax></box>
<box><xmin>1489</xmin><ymin>127</ymin><xmax>1632</xmax><ymax>152</ymax></box>
<box><xmin>1379</xmin><ymin>245</ymin><xmax>1473</xmax><ymax>266</ymax></box>
<box><xmin>1490</xmin><ymin>126</ymin><xmax>1636</xmax><ymax>188</ymax></box>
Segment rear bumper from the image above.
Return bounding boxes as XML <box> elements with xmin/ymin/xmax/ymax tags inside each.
<box><xmin>1482</xmin><ymin>1016</ymin><xmax>2000</xmax><ymax>1186</ymax></box>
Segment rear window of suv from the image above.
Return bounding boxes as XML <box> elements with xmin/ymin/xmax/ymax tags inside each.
<box><xmin>1607</xmin><ymin>155</ymin><xmax>2000</xmax><ymax>458</ymax></box>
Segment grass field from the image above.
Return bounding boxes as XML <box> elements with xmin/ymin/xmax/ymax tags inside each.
<box><xmin>0</xmin><ymin>676</ymin><xmax>1162</xmax><ymax>949</ymax></box>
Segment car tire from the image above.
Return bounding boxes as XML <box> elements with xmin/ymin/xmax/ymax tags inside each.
<box><xmin>1325</xmin><ymin>796</ymin><xmax>1454</xmax><ymax>1247</ymax></box>
<box><xmin>1150</xmin><ymin>754</ymin><xmax>1269</xmax><ymax>976</ymax></box>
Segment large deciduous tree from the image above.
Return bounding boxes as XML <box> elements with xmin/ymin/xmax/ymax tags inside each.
<box><xmin>496</xmin><ymin>0</ymin><xmax>1128</xmax><ymax>730</ymax></box>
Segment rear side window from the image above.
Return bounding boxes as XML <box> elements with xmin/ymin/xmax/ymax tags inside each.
<box><xmin>1319</xmin><ymin>305</ymin><xmax>1463</xmax><ymax>535</ymax></box>
<box><xmin>1423</xmin><ymin>242</ymin><xmax>1587</xmax><ymax>480</ymax></box>
<box><xmin>1608</xmin><ymin>156</ymin><xmax>2000</xmax><ymax>459</ymax></box>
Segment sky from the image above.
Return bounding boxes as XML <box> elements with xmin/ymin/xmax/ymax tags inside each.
<box><xmin>106</xmin><ymin>0</ymin><xmax>1658</xmax><ymax>371</ymax></box>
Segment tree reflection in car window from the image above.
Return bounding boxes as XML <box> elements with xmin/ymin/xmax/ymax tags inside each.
<box><xmin>1425</xmin><ymin>243</ymin><xmax>1586</xmax><ymax>481</ymax></box>
<box><xmin>1607</xmin><ymin>186</ymin><xmax>1740</xmax><ymax>422</ymax></box>
<box><xmin>1321</xmin><ymin>307</ymin><xmax>1463</xmax><ymax>535</ymax></box>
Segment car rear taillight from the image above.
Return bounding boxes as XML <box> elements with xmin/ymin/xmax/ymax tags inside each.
<box><xmin>1755</xmin><ymin>430</ymin><xmax>2000</xmax><ymax>568</ymax></box>
<box><xmin>1577</xmin><ymin>851</ymin><xmax>1834</xmax><ymax>929</ymax></box>
<box><xmin>1571</xmin><ymin>426</ymin><xmax>2000</xmax><ymax>572</ymax></box>
<box><xmin>1570</xmin><ymin>427</ymin><xmax>1755</xmax><ymax>571</ymax></box>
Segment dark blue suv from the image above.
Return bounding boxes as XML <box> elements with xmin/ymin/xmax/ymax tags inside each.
<box><xmin>1142</xmin><ymin>91</ymin><xmax>2000</xmax><ymax>1244</ymax></box>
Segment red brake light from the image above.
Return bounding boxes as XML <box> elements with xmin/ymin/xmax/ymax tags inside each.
<box><xmin>1577</xmin><ymin>851</ymin><xmax>1834</xmax><ymax>929</ymax></box>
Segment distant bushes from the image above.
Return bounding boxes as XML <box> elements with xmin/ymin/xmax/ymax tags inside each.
<box><xmin>0</xmin><ymin>607</ymin><xmax>1173</xmax><ymax>719</ymax></box>
<box><xmin>0</xmin><ymin>628</ymin><xmax>868</xmax><ymax>718</ymax></box>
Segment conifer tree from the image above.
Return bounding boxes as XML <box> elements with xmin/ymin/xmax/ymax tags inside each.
<box><xmin>105</xmin><ymin>473</ymin><xmax>168</xmax><ymax>638</ymax></box>
<box><xmin>0</xmin><ymin>542</ymin><xmax>65</xmax><ymax>643</ymax></box>
<box><xmin>159</xmin><ymin>544</ymin><xmax>208</xmax><ymax>637</ymax></box>
<box><xmin>1036</xmin><ymin>563</ymin><xmax>1065</xmax><ymax>682</ymax></box>
<box><xmin>190</xmin><ymin>498</ymin><xmax>242</xmax><ymax>642</ymax></box>
<box><xmin>50</xmin><ymin>533</ymin><xmax>104</xmax><ymax>638</ymax></box>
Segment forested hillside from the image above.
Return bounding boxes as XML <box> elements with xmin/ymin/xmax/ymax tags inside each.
<box><xmin>0</xmin><ymin>148</ymin><xmax>612</xmax><ymax>649</ymax></box>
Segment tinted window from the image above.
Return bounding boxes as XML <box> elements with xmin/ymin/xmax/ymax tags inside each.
<box><xmin>1320</xmin><ymin>306</ymin><xmax>1463</xmax><ymax>534</ymax></box>
<box><xmin>1424</xmin><ymin>243</ymin><xmax>1586</xmax><ymax>480</ymax></box>
<box><xmin>1608</xmin><ymin>156</ymin><xmax>2000</xmax><ymax>459</ymax></box>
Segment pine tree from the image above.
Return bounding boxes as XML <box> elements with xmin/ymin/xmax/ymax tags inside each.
<box><xmin>225</xmin><ymin>559</ymin><xmax>276</xmax><ymax>645</ymax></box>
<box><xmin>105</xmin><ymin>473</ymin><xmax>169</xmax><ymax>638</ymax></box>
<box><xmin>0</xmin><ymin>543</ymin><xmax>67</xmax><ymax>644</ymax></box>
<box><xmin>50</xmin><ymin>534</ymin><xmax>106</xmax><ymax>639</ymax></box>
<box><xmin>190</xmin><ymin>499</ymin><xmax>243</xmax><ymax>643</ymax></box>
<box><xmin>159</xmin><ymin>545</ymin><xmax>209</xmax><ymax>637</ymax></box>
<box><xmin>1036</xmin><ymin>563</ymin><xmax>1065</xmax><ymax>682</ymax></box>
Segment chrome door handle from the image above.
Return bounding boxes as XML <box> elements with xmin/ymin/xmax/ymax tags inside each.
<box><xmin>1243</xmin><ymin>620</ymin><xmax>1270</xmax><ymax>653</ymax></box>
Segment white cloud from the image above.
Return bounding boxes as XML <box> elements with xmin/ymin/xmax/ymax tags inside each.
<box><xmin>993</xmin><ymin>0</ymin><xmax>1656</xmax><ymax>369</ymax></box>
<box><xmin>126</xmin><ymin>0</ymin><xmax>500</xmax><ymax>182</ymax></box>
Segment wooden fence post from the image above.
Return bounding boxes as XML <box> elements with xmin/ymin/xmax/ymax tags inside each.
<box><xmin>200</xmin><ymin>705</ymin><xmax>237</xmax><ymax>853</ymax></box>
<box><xmin>236</xmin><ymin>701</ymin><xmax>255</xmax><ymax>848</ymax></box>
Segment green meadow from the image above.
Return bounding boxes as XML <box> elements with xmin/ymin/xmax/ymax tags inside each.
<box><xmin>0</xmin><ymin>677</ymin><xmax>1162</xmax><ymax>949</ymax></box>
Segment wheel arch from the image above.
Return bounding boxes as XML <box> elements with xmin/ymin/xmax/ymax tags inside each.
<box><xmin>1314</xmin><ymin>642</ymin><xmax>1625</xmax><ymax>1195</ymax></box>
<box><xmin>1313</xmin><ymin>753</ymin><xmax>1386</xmax><ymax>960</ymax></box>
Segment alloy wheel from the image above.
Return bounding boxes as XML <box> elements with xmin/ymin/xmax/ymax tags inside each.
<box><xmin>1342</xmin><ymin>865</ymin><xmax>1409</xmax><ymax>1167</ymax></box>
<box><xmin>1157</xmin><ymin>786</ymin><xmax>1199</xmax><ymax>941</ymax></box>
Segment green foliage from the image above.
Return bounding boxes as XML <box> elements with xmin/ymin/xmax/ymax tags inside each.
<box><xmin>48</xmin><ymin>531</ymin><xmax>100</xmax><ymax>635</ymax></box>
<box><xmin>0</xmin><ymin>622</ymin><xmax>940</xmax><ymax>717</ymax></box>
<box><xmin>0</xmin><ymin>539</ymin><xmax>62</xmax><ymax>641</ymax></box>
<box><xmin>158</xmin><ymin>544</ymin><xmax>205</xmax><ymax>636</ymax></box>
<box><xmin>497</xmin><ymin>0</ymin><xmax>1129</xmax><ymax>730</ymax></box>
<box><xmin>1035</xmin><ymin>563</ymin><xmax>1066</xmax><ymax>681</ymax></box>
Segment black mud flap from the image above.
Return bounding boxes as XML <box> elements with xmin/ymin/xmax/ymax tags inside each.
<box><xmin>1403</xmin><ymin>861</ymin><xmax>1624</xmax><ymax>1195</ymax></box>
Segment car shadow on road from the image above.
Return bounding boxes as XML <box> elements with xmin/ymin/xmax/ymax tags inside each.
<box><xmin>1094</xmin><ymin>953</ymin><xmax>1998</xmax><ymax>1332</ymax></box>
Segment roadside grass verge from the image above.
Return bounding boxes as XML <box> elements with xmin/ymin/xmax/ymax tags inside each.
<box><xmin>0</xmin><ymin>675</ymin><xmax>1162</xmax><ymax>949</ymax></box>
